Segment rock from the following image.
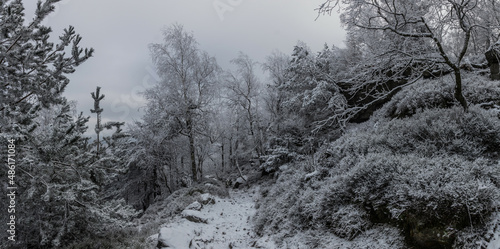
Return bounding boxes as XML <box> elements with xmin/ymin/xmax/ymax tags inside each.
<box><xmin>157</xmin><ymin>227</ymin><xmax>192</xmax><ymax>249</ymax></box>
<box><xmin>410</xmin><ymin>226</ymin><xmax>456</xmax><ymax>249</ymax></box>
<box><xmin>200</xmin><ymin>193</ymin><xmax>215</xmax><ymax>205</ymax></box>
<box><xmin>182</xmin><ymin>210</ymin><xmax>208</xmax><ymax>224</ymax></box>
<box><xmin>485</xmin><ymin>41</ymin><xmax>500</xmax><ymax>80</ymax></box>
<box><xmin>233</xmin><ymin>176</ymin><xmax>247</xmax><ymax>189</ymax></box>
<box><xmin>185</xmin><ymin>201</ymin><xmax>202</xmax><ymax>211</ymax></box>
<box><xmin>304</xmin><ymin>170</ymin><xmax>320</xmax><ymax>181</ymax></box>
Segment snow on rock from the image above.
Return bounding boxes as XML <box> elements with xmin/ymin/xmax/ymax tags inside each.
<box><xmin>304</xmin><ymin>170</ymin><xmax>320</xmax><ymax>181</ymax></box>
<box><xmin>182</xmin><ymin>210</ymin><xmax>208</xmax><ymax>224</ymax></box>
<box><xmin>185</xmin><ymin>201</ymin><xmax>202</xmax><ymax>211</ymax></box>
<box><xmin>200</xmin><ymin>193</ymin><xmax>215</xmax><ymax>205</ymax></box>
<box><xmin>157</xmin><ymin>188</ymin><xmax>276</xmax><ymax>249</ymax></box>
<box><xmin>157</xmin><ymin>226</ymin><xmax>193</xmax><ymax>249</ymax></box>
<box><xmin>233</xmin><ymin>175</ymin><xmax>248</xmax><ymax>188</ymax></box>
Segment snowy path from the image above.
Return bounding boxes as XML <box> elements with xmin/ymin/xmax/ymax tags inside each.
<box><xmin>155</xmin><ymin>188</ymin><xmax>275</xmax><ymax>249</ymax></box>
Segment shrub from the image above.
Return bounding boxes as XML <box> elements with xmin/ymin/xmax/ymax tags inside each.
<box><xmin>380</xmin><ymin>73</ymin><xmax>500</xmax><ymax>118</ymax></box>
<box><xmin>328</xmin><ymin>106</ymin><xmax>500</xmax><ymax>160</ymax></box>
<box><xmin>256</xmin><ymin>106</ymin><xmax>500</xmax><ymax>248</ymax></box>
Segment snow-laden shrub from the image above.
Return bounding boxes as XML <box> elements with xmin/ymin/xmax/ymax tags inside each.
<box><xmin>274</xmin><ymin>225</ymin><xmax>406</xmax><ymax>249</ymax></box>
<box><xmin>256</xmin><ymin>106</ymin><xmax>500</xmax><ymax>248</ymax></box>
<box><xmin>381</xmin><ymin>73</ymin><xmax>500</xmax><ymax>118</ymax></box>
<box><xmin>260</xmin><ymin>146</ymin><xmax>303</xmax><ymax>173</ymax></box>
<box><xmin>324</xmin><ymin>153</ymin><xmax>497</xmax><ymax>223</ymax></box>
<box><xmin>253</xmin><ymin>165</ymin><xmax>305</xmax><ymax>235</ymax></box>
<box><xmin>329</xmin><ymin>106</ymin><xmax>500</xmax><ymax>160</ymax></box>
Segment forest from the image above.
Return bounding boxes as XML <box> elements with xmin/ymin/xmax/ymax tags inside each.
<box><xmin>1</xmin><ymin>0</ymin><xmax>500</xmax><ymax>248</ymax></box>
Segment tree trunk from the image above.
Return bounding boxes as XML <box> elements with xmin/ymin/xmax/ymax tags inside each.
<box><xmin>453</xmin><ymin>69</ymin><xmax>468</xmax><ymax>112</ymax></box>
<box><xmin>187</xmin><ymin>117</ymin><xmax>197</xmax><ymax>182</ymax></box>
<box><xmin>221</xmin><ymin>139</ymin><xmax>225</xmax><ymax>173</ymax></box>
<box><xmin>229</xmin><ymin>136</ymin><xmax>234</xmax><ymax>167</ymax></box>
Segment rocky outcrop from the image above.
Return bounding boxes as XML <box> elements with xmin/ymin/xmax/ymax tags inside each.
<box><xmin>181</xmin><ymin>210</ymin><xmax>208</xmax><ymax>224</ymax></box>
<box><xmin>485</xmin><ymin>41</ymin><xmax>500</xmax><ymax>80</ymax></box>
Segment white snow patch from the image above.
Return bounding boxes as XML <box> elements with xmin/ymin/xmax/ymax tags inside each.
<box><xmin>157</xmin><ymin>226</ymin><xmax>193</xmax><ymax>249</ymax></box>
<box><xmin>185</xmin><ymin>201</ymin><xmax>202</xmax><ymax>211</ymax></box>
<box><xmin>157</xmin><ymin>188</ymin><xmax>276</xmax><ymax>248</ymax></box>
<box><xmin>235</xmin><ymin>175</ymin><xmax>248</xmax><ymax>184</ymax></box>
<box><xmin>487</xmin><ymin>228</ymin><xmax>500</xmax><ymax>249</ymax></box>
<box><xmin>200</xmin><ymin>193</ymin><xmax>215</xmax><ymax>205</ymax></box>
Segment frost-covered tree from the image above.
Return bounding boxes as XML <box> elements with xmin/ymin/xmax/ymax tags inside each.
<box><xmin>318</xmin><ymin>0</ymin><xmax>500</xmax><ymax>112</ymax></box>
<box><xmin>280</xmin><ymin>42</ymin><xmax>347</xmax><ymax>133</ymax></box>
<box><xmin>90</xmin><ymin>86</ymin><xmax>105</xmax><ymax>158</ymax></box>
<box><xmin>224</xmin><ymin>52</ymin><xmax>264</xmax><ymax>158</ymax></box>
<box><xmin>262</xmin><ymin>50</ymin><xmax>290</xmax><ymax>134</ymax></box>
<box><xmin>0</xmin><ymin>0</ymin><xmax>93</xmax><ymax>134</ymax></box>
<box><xmin>1</xmin><ymin>99</ymin><xmax>137</xmax><ymax>248</ymax></box>
<box><xmin>259</xmin><ymin>44</ymin><xmax>347</xmax><ymax>172</ymax></box>
<box><xmin>147</xmin><ymin>23</ymin><xmax>220</xmax><ymax>182</ymax></box>
<box><xmin>0</xmin><ymin>2</ymin><xmax>143</xmax><ymax>248</ymax></box>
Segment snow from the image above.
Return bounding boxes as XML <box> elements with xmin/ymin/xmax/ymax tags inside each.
<box><xmin>488</xmin><ymin>233</ymin><xmax>500</xmax><ymax>249</ymax></box>
<box><xmin>185</xmin><ymin>201</ymin><xmax>202</xmax><ymax>211</ymax></box>
<box><xmin>235</xmin><ymin>176</ymin><xmax>248</xmax><ymax>184</ymax></box>
<box><xmin>157</xmin><ymin>187</ymin><xmax>276</xmax><ymax>249</ymax></box>
<box><xmin>304</xmin><ymin>170</ymin><xmax>320</xmax><ymax>181</ymax></box>
<box><xmin>157</xmin><ymin>226</ymin><xmax>194</xmax><ymax>249</ymax></box>
<box><xmin>200</xmin><ymin>193</ymin><xmax>215</xmax><ymax>205</ymax></box>
<box><xmin>181</xmin><ymin>210</ymin><xmax>208</xmax><ymax>224</ymax></box>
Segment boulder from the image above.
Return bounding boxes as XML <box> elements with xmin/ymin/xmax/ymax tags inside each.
<box><xmin>185</xmin><ymin>201</ymin><xmax>202</xmax><ymax>211</ymax></box>
<box><xmin>233</xmin><ymin>176</ymin><xmax>247</xmax><ymax>189</ymax></box>
<box><xmin>181</xmin><ymin>210</ymin><xmax>208</xmax><ymax>224</ymax></box>
<box><xmin>410</xmin><ymin>226</ymin><xmax>456</xmax><ymax>249</ymax></box>
<box><xmin>485</xmin><ymin>42</ymin><xmax>500</xmax><ymax>80</ymax></box>
<box><xmin>157</xmin><ymin>227</ymin><xmax>192</xmax><ymax>249</ymax></box>
<box><xmin>200</xmin><ymin>193</ymin><xmax>215</xmax><ymax>205</ymax></box>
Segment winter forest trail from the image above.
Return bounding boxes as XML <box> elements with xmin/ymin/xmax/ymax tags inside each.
<box><xmin>155</xmin><ymin>187</ymin><xmax>275</xmax><ymax>249</ymax></box>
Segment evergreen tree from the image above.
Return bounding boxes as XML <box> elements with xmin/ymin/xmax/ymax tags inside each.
<box><xmin>0</xmin><ymin>2</ymin><xmax>139</xmax><ymax>248</ymax></box>
<box><xmin>90</xmin><ymin>86</ymin><xmax>105</xmax><ymax>158</ymax></box>
<box><xmin>0</xmin><ymin>0</ymin><xmax>94</xmax><ymax>135</ymax></box>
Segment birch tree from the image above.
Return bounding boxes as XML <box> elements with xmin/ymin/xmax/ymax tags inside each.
<box><xmin>148</xmin><ymin>24</ymin><xmax>220</xmax><ymax>182</ymax></box>
<box><xmin>224</xmin><ymin>52</ymin><xmax>264</xmax><ymax>157</ymax></box>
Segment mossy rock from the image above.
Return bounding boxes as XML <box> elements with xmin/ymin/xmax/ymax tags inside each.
<box><xmin>400</xmin><ymin>211</ymin><xmax>459</xmax><ymax>249</ymax></box>
<box><xmin>410</xmin><ymin>226</ymin><xmax>456</xmax><ymax>249</ymax></box>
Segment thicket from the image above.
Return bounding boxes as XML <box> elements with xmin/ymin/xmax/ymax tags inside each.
<box><xmin>255</xmin><ymin>103</ymin><xmax>500</xmax><ymax>248</ymax></box>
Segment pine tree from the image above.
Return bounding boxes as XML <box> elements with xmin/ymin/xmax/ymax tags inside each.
<box><xmin>0</xmin><ymin>0</ymin><xmax>94</xmax><ymax>135</ymax></box>
<box><xmin>90</xmin><ymin>86</ymin><xmax>105</xmax><ymax>158</ymax></box>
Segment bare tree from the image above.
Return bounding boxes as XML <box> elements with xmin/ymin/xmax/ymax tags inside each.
<box><xmin>262</xmin><ymin>50</ymin><xmax>290</xmax><ymax>134</ymax></box>
<box><xmin>148</xmin><ymin>24</ymin><xmax>220</xmax><ymax>182</ymax></box>
<box><xmin>318</xmin><ymin>0</ymin><xmax>500</xmax><ymax>112</ymax></box>
<box><xmin>224</xmin><ymin>52</ymin><xmax>264</xmax><ymax>157</ymax></box>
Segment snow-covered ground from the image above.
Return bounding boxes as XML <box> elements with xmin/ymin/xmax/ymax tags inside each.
<box><xmin>147</xmin><ymin>185</ymin><xmax>500</xmax><ymax>249</ymax></box>
<box><xmin>152</xmin><ymin>187</ymin><xmax>276</xmax><ymax>249</ymax></box>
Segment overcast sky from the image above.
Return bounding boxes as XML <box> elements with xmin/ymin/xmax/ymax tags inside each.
<box><xmin>25</xmin><ymin>0</ymin><xmax>345</xmax><ymax>132</ymax></box>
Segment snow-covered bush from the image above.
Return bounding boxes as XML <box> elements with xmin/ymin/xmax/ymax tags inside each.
<box><xmin>331</xmin><ymin>106</ymin><xmax>500</xmax><ymax>160</ymax></box>
<box><xmin>381</xmin><ymin>73</ymin><xmax>500</xmax><ymax>118</ymax></box>
<box><xmin>260</xmin><ymin>146</ymin><xmax>303</xmax><ymax>173</ymax></box>
<box><xmin>256</xmin><ymin>106</ymin><xmax>500</xmax><ymax>248</ymax></box>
